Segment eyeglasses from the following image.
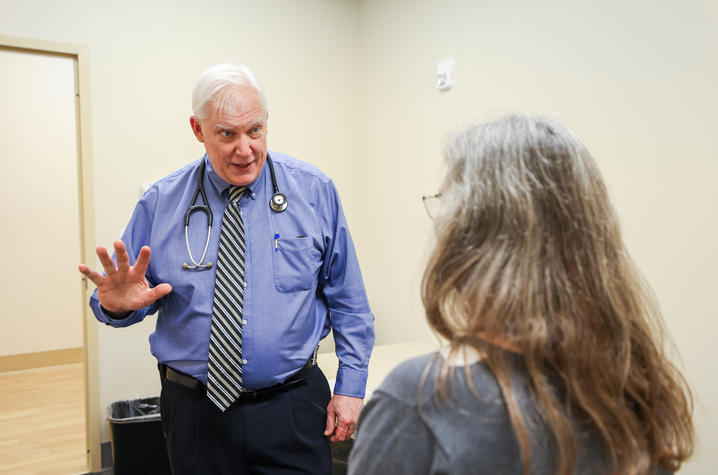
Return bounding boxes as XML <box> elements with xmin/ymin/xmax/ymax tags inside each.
<box><xmin>421</xmin><ymin>192</ymin><xmax>442</xmax><ymax>220</ymax></box>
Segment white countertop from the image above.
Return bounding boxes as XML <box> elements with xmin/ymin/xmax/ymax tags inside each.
<box><xmin>317</xmin><ymin>339</ymin><xmax>440</xmax><ymax>399</ymax></box>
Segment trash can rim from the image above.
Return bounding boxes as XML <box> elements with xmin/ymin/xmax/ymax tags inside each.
<box><xmin>107</xmin><ymin>397</ymin><xmax>162</xmax><ymax>423</ymax></box>
<box><xmin>107</xmin><ymin>413</ymin><xmax>162</xmax><ymax>423</ymax></box>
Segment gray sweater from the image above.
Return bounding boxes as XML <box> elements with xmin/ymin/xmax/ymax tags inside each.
<box><xmin>348</xmin><ymin>351</ymin><xmax>671</xmax><ymax>475</ymax></box>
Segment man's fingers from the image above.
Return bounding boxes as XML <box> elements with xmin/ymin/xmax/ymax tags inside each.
<box><xmin>134</xmin><ymin>246</ymin><xmax>152</xmax><ymax>274</ymax></box>
<box><xmin>149</xmin><ymin>283</ymin><xmax>173</xmax><ymax>301</ymax></box>
<box><xmin>78</xmin><ymin>264</ymin><xmax>104</xmax><ymax>287</ymax></box>
<box><xmin>136</xmin><ymin>283</ymin><xmax>172</xmax><ymax>309</ymax></box>
<box><xmin>114</xmin><ymin>240</ymin><xmax>131</xmax><ymax>272</ymax></box>
<box><xmin>131</xmin><ymin>283</ymin><xmax>171</xmax><ymax>309</ymax></box>
<box><xmin>332</xmin><ymin>420</ymin><xmax>349</xmax><ymax>442</ymax></box>
<box><xmin>96</xmin><ymin>246</ymin><xmax>117</xmax><ymax>275</ymax></box>
<box><xmin>324</xmin><ymin>407</ymin><xmax>336</xmax><ymax>436</ymax></box>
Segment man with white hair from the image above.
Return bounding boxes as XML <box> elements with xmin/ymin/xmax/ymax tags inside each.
<box><xmin>79</xmin><ymin>63</ymin><xmax>374</xmax><ymax>473</ymax></box>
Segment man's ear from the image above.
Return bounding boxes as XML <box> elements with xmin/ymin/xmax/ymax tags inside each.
<box><xmin>190</xmin><ymin>116</ymin><xmax>204</xmax><ymax>142</ymax></box>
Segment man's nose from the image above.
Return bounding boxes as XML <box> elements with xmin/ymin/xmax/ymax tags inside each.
<box><xmin>235</xmin><ymin>136</ymin><xmax>252</xmax><ymax>157</ymax></box>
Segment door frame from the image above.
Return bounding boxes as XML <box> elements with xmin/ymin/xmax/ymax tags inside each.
<box><xmin>0</xmin><ymin>34</ymin><xmax>100</xmax><ymax>472</ymax></box>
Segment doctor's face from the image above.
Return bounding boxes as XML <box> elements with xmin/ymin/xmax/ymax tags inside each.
<box><xmin>190</xmin><ymin>86</ymin><xmax>268</xmax><ymax>187</ymax></box>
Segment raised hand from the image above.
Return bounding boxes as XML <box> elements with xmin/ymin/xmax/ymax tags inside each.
<box><xmin>78</xmin><ymin>240</ymin><xmax>172</xmax><ymax>314</ymax></box>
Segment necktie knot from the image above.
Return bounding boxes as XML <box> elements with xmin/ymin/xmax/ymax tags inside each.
<box><xmin>228</xmin><ymin>186</ymin><xmax>247</xmax><ymax>204</ymax></box>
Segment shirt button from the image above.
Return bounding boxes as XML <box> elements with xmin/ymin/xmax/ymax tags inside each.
<box><xmin>243</xmin><ymin>281</ymin><xmax>247</xmax><ymax>288</ymax></box>
<box><xmin>242</xmin><ymin>359</ymin><xmax>248</xmax><ymax>365</ymax></box>
<box><xmin>251</xmin><ymin>192</ymin><xmax>256</xmax><ymax>198</ymax></box>
<box><xmin>242</xmin><ymin>319</ymin><xmax>248</xmax><ymax>325</ymax></box>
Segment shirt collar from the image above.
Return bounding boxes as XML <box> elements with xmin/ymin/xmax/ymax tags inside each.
<box><xmin>439</xmin><ymin>344</ymin><xmax>482</xmax><ymax>367</ymax></box>
<box><xmin>204</xmin><ymin>154</ymin><xmax>267</xmax><ymax>201</ymax></box>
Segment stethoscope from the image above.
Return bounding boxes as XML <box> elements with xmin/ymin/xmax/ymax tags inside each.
<box><xmin>182</xmin><ymin>155</ymin><xmax>287</xmax><ymax>270</ymax></box>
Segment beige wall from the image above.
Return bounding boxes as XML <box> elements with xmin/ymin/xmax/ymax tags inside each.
<box><xmin>0</xmin><ymin>0</ymin><xmax>360</xmax><ymax>442</ymax></box>
<box><xmin>355</xmin><ymin>0</ymin><xmax>717</xmax><ymax>472</ymax></box>
<box><xmin>2</xmin><ymin>0</ymin><xmax>716</xmax><ymax>471</ymax></box>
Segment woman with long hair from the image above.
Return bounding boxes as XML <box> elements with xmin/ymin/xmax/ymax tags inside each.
<box><xmin>348</xmin><ymin>114</ymin><xmax>694</xmax><ymax>474</ymax></box>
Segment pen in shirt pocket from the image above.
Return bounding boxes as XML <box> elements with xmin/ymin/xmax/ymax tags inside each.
<box><xmin>274</xmin><ymin>234</ymin><xmax>308</xmax><ymax>251</ymax></box>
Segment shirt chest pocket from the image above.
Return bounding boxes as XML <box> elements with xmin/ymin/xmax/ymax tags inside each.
<box><xmin>272</xmin><ymin>237</ymin><xmax>323</xmax><ymax>292</ymax></box>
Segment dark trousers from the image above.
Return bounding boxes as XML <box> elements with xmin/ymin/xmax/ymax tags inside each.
<box><xmin>159</xmin><ymin>366</ymin><xmax>333</xmax><ymax>475</ymax></box>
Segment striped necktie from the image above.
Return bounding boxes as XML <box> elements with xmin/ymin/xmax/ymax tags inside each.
<box><xmin>207</xmin><ymin>185</ymin><xmax>248</xmax><ymax>411</ymax></box>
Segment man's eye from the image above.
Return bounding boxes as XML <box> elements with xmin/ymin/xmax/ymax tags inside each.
<box><xmin>251</xmin><ymin>126</ymin><xmax>261</xmax><ymax>134</ymax></box>
<box><xmin>220</xmin><ymin>130</ymin><xmax>233</xmax><ymax>137</ymax></box>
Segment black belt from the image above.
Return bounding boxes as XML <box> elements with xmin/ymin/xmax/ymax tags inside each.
<box><xmin>159</xmin><ymin>350</ymin><xmax>318</xmax><ymax>402</ymax></box>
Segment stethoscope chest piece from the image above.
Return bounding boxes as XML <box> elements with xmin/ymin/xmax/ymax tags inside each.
<box><xmin>270</xmin><ymin>192</ymin><xmax>288</xmax><ymax>212</ymax></box>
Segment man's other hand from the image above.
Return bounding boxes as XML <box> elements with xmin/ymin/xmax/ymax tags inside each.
<box><xmin>324</xmin><ymin>394</ymin><xmax>363</xmax><ymax>442</ymax></box>
<box><xmin>78</xmin><ymin>240</ymin><xmax>172</xmax><ymax>314</ymax></box>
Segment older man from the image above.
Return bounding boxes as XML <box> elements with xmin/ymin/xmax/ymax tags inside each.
<box><xmin>79</xmin><ymin>63</ymin><xmax>374</xmax><ymax>474</ymax></box>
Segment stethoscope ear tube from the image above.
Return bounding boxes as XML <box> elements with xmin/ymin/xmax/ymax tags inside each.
<box><xmin>184</xmin><ymin>224</ymin><xmax>213</xmax><ymax>270</ymax></box>
<box><xmin>183</xmin><ymin>160</ymin><xmax>214</xmax><ymax>270</ymax></box>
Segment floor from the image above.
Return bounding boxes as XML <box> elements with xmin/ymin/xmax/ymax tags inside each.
<box><xmin>0</xmin><ymin>363</ymin><xmax>86</xmax><ymax>474</ymax></box>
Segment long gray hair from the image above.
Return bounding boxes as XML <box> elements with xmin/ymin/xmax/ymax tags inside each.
<box><xmin>422</xmin><ymin>114</ymin><xmax>693</xmax><ymax>474</ymax></box>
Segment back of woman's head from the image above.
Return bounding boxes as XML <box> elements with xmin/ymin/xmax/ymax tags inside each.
<box><xmin>422</xmin><ymin>114</ymin><xmax>693</xmax><ymax>474</ymax></box>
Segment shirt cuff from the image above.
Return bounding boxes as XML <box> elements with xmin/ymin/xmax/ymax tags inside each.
<box><xmin>333</xmin><ymin>366</ymin><xmax>368</xmax><ymax>399</ymax></box>
<box><xmin>90</xmin><ymin>295</ymin><xmax>145</xmax><ymax>327</ymax></box>
<box><xmin>100</xmin><ymin>305</ymin><xmax>132</xmax><ymax>320</ymax></box>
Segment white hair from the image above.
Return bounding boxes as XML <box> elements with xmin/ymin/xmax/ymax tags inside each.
<box><xmin>191</xmin><ymin>63</ymin><xmax>268</xmax><ymax>120</ymax></box>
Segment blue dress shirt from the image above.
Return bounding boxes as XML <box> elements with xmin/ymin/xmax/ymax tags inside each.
<box><xmin>90</xmin><ymin>152</ymin><xmax>375</xmax><ymax>398</ymax></box>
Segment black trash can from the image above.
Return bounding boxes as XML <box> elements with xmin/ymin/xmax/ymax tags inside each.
<box><xmin>107</xmin><ymin>397</ymin><xmax>171</xmax><ymax>475</ymax></box>
<box><xmin>331</xmin><ymin>438</ymin><xmax>354</xmax><ymax>475</ymax></box>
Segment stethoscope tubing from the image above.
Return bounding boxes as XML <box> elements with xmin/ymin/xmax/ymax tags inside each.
<box><xmin>183</xmin><ymin>155</ymin><xmax>284</xmax><ymax>270</ymax></box>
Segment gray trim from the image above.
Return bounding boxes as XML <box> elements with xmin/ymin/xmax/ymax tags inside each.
<box><xmin>101</xmin><ymin>441</ymin><xmax>113</xmax><ymax>469</ymax></box>
<box><xmin>80</xmin><ymin>468</ymin><xmax>113</xmax><ymax>475</ymax></box>
<box><xmin>80</xmin><ymin>441</ymin><xmax>113</xmax><ymax>474</ymax></box>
